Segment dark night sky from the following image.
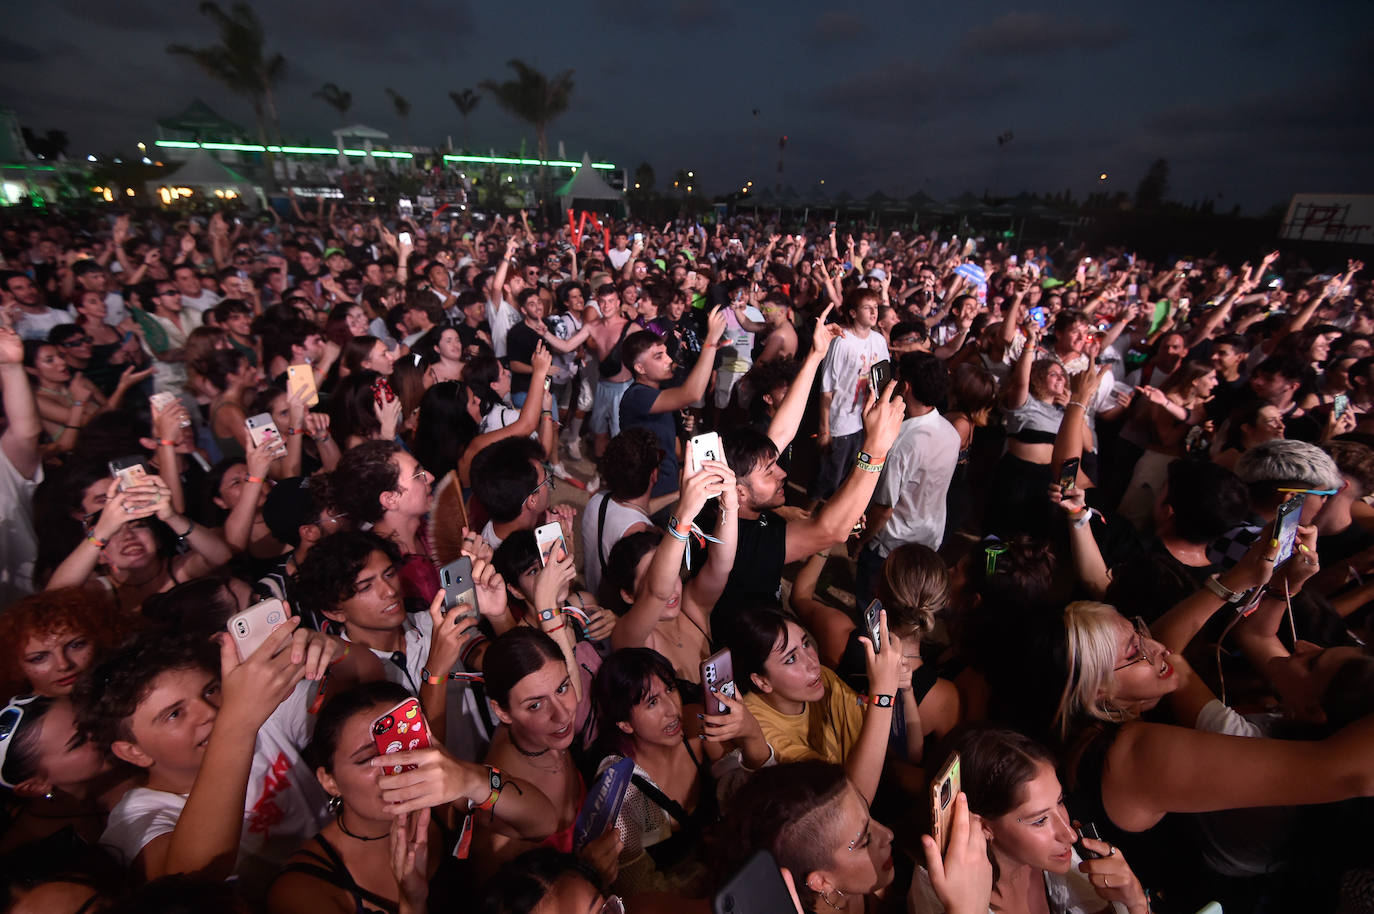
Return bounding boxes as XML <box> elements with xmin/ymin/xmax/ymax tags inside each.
<box><xmin>2</xmin><ymin>0</ymin><xmax>1371</xmax><ymax>212</ymax></box>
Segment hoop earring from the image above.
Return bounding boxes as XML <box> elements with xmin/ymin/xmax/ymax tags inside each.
<box><xmin>821</xmin><ymin>889</ymin><xmax>845</xmax><ymax>911</ymax></box>
<box><xmin>327</xmin><ymin>794</ymin><xmax>342</xmax><ymax>815</ymax></box>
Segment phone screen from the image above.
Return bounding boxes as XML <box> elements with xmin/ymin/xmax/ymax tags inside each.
<box><xmin>1059</xmin><ymin>457</ymin><xmax>1080</xmax><ymax>493</ymax></box>
<box><xmin>1273</xmin><ymin>496</ymin><xmax>1303</xmax><ymax>567</ymax></box>
<box><xmin>863</xmin><ymin>599</ymin><xmax>882</xmax><ymax>653</ymax></box>
<box><xmin>1334</xmin><ymin>393</ymin><xmax>1349</xmax><ymax>421</ymax></box>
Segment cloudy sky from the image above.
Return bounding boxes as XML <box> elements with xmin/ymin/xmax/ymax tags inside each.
<box><xmin>2</xmin><ymin>0</ymin><xmax>1370</xmax><ymax>212</ymax></box>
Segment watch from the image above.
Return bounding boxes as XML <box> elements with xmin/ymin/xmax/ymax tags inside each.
<box><xmin>868</xmin><ymin>694</ymin><xmax>894</xmax><ymax>708</ymax></box>
<box><xmin>1203</xmin><ymin>574</ymin><xmax>1245</xmax><ymax>604</ymax></box>
<box><xmin>470</xmin><ymin>766</ymin><xmax>504</xmax><ymax>812</ymax></box>
<box><xmin>538</xmin><ymin>608</ymin><xmax>557</xmax><ymax>624</ymax></box>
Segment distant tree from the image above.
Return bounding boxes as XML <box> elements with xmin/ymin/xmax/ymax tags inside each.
<box><xmin>385</xmin><ymin>88</ymin><xmax>412</xmax><ymax>145</ymax></box>
<box><xmin>167</xmin><ymin>2</ymin><xmax>285</xmax><ymax>186</ymax></box>
<box><xmin>632</xmin><ymin>161</ymin><xmax>655</xmax><ymax>193</ymax></box>
<box><xmin>1135</xmin><ymin>157</ymin><xmax>1170</xmax><ymax>210</ymax></box>
<box><xmin>448</xmin><ymin>89</ymin><xmax>480</xmax><ymax>149</ymax></box>
<box><xmin>314</xmin><ymin>82</ymin><xmax>353</xmax><ymax>118</ymax></box>
<box><xmin>21</xmin><ymin>127</ymin><xmax>69</xmax><ymax>160</ymax></box>
<box><xmin>480</xmin><ymin>60</ymin><xmax>575</xmax><ymax>208</ymax></box>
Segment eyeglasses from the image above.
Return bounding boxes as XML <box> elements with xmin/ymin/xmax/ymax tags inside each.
<box><xmin>0</xmin><ymin>695</ymin><xmax>41</xmax><ymax>789</ymax></box>
<box><xmin>1114</xmin><ymin>616</ymin><xmax>1156</xmax><ymax>672</ymax></box>
<box><xmin>1277</xmin><ymin>487</ymin><xmax>1339</xmax><ymax>496</ymax></box>
<box><xmin>599</xmin><ymin>896</ymin><xmax>625</xmax><ymax>914</ymax></box>
<box><xmin>60</xmin><ymin>336</ymin><xmax>93</xmax><ymax>348</ymax></box>
<box><xmin>158</xmin><ymin>290</ymin><xmax>179</xmax><ymax>297</ymax></box>
<box><xmin>526</xmin><ymin>463</ymin><xmax>557</xmax><ymax>501</ymax></box>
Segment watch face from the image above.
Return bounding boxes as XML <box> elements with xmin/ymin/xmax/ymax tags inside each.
<box><xmin>489</xmin><ymin>770</ymin><xmax>502</xmax><ymax>790</ymax></box>
<box><xmin>540</xmin><ymin>608</ymin><xmax>555</xmax><ymax>622</ymax></box>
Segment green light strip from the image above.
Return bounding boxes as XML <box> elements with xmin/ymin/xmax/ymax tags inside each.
<box><xmin>153</xmin><ymin>141</ymin><xmax>614</xmax><ymax>170</ymax></box>
<box><xmin>155</xmin><ymin>140</ymin><xmax>413</xmax><ymax>158</ymax></box>
<box><xmin>1</xmin><ymin>164</ymin><xmax>58</xmax><ymax>171</ymax></box>
<box><xmin>443</xmin><ymin>153</ymin><xmax>616</xmax><ymax>170</ymax></box>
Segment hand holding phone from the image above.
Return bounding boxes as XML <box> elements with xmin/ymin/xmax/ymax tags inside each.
<box><xmin>701</xmin><ymin>649</ymin><xmax>737</xmax><ymax>717</ymax></box>
<box><xmin>1058</xmin><ymin>457</ymin><xmax>1080</xmax><ymax>494</ymax></box>
<box><xmin>227</xmin><ymin>598</ymin><xmax>288</xmax><ymax>662</ymax></box>
<box><xmin>438</xmin><ymin>556</ymin><xmax>478</xmax><ymax>617</ymax></box>
<box><xmin>373</xmin><ymin>698</ymin><xmax>431</xmax><ymax>776</ymax></box>
<box><xmin>535</xmin><ymin>522</ymin><xmax>569</xmax><ymax>567</ymax></box>
<box><xmin>931</xmin><ymin>753</ymin><xmax>962</xmax><ymax>855</ymax></box>
<box><xmin>1272</xmin><ymin>495</ymin><xmax>1303</xmax><ymax>567</ymax></box>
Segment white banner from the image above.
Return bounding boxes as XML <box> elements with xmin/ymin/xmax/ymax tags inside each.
<box><xmin>1280</xmin><ymin>194</ymin><xmax>1374</xmax><ymax>246</ymax></box>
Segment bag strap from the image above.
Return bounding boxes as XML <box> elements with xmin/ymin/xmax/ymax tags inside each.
<box><xmin>631</xmin><ymin>772</ymin><xmax>696</xmax><ymax>836</ymax></box>
<box><xmin>597</xmin><ymin>492</ymin><xmax>612</xmax><ymax>569</ymax></box>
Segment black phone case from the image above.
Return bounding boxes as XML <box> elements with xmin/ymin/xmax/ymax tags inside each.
<box><xmin>712</xmin><ymin>848</ymin><xmax>793</xmax><ymax>914</ymax></box>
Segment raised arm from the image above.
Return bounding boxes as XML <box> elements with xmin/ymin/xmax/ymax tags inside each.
<box><xmin>844</xmin><ymin>609</ymin><xmax>903</xmax><ymax>805</ymax></box>
<box><xmin>610</xmin><ymin>466</ymin><xmax>726</xmax><ymax>651</ymax></box>
<box><xmin>768</xmin><ymin>304</ymin><xmax>842</xmax><ymax>452</ymax></box>
<box><xmin>784</xmin><ymin>382</ymin><xmax>905</xmax><ymax>563</ymax></box>
<box><xmin>457</xmin><ymin>344</ymin><xmax>552</xmax><ymax>485</ymax></box>
<box><xmin>1000</xmin><ymin>322</ymin><xmax>1040</xmax><ymax>411</ymax></box>
<box><xmin>682</xmin><ymin>462</ymin><xmax>738</xmax><ymax>634</ymax></box>
<box><xmin>649</xmin><ymin>306</ymin><xmax>727</xmax><ymax>414</ymax></box>
<box><xmin>0</xmin><ymin>327</ymin><xmax>41</xmax><ymax>479</ymax></box>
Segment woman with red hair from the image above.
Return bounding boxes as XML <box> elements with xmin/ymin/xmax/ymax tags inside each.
<box><xmin>0</xmin><ymin>587</ymin><xmax>132</xmax><ymax>701</ymax></box>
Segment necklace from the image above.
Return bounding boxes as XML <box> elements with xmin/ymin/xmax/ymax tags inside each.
<box><xmin>336</xmin><ymin>810</ymin><xmax>388</xmax><ymax>842</ymax></box>
<box><xmin>38</xmin><ymin>385</ymin><xmax>73</xmax><ymax>402</ymax></box>
<box><xmin>509</xmin><ymin>732</ymin><xmax>551</xmax><ymax>758</ymax></box>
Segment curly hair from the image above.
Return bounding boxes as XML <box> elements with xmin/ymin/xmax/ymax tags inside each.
<box><xmin>291</xmin><ymin>530</ymin><xmax>401</xmax><ymax>625</ymax></box>
<box><xmin>597</xmin><ymin>428</ymin><xmax>662</xmax><ymax>501</ymax></box>
<box><xmin>333</xmin><ymin>440</ymin><xmax>404</xmax><ymax>524</ymax></box>
<box><xmin>72</xmin><ymin>631</ymin><xmax>219</xmax><ymax>753</ymax></box>
<box><xmin>0</xmin><ymin>588</ymin><xmax>131</xmax><ymax>699</ymax></box>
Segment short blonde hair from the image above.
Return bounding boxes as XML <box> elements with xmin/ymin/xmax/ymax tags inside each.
<box><xmin>1054</xmin><ymin>601</ymin><xmax>1135</xmax><ymax>739</ymax></box>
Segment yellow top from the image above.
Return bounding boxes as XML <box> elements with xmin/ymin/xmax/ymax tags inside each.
<box><xmin>744</xmin><ymin>666</ymin><xmax>866</xmax><ymax>765</ymax></box>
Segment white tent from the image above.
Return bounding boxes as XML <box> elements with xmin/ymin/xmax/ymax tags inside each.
<box><xmin>556</xmin><ymin>152</ymin><xmax>624</xmax><ymax>214</ymax></box>
<box><xmin>332</xmin><ymin>124</ymin><xmax>391</xmax><ymax>169</ymax></box>
<box><xmin>145</xmin><ymin>149</ymin><xmax>260</xmax><ymax>210</ymax></box>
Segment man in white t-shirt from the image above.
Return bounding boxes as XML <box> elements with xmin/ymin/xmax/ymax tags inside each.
<box><xmin>606</xmin><ymin>232</ymin><xmax>633</xmax><ymax>271</ymax></box>
<box><xmin>578</xmin><ymin>429</ymin><xmax>663</xmax><ymax>594</ymax></box>
<box><xmin>2</xmin><ymin>270</ymin><xmax>70</xmax><ymax>341</ymax></box>
<box><xmin>0</xmin><ymin>326</ymin><xmax>43</xmax><ymax>604</ymax></box>
<box><xmin>853</xmin><ymin>352</ymin><xmax>961</xmax><ymax>606</ymax></box>
<box><xmin>485</xmin><ymin>237</ymin><xmax>525</xmax><ymax>358</ymax></box>
<box><xmin>81</xmin><ymin>625</ymin><xmax>339</xmax><ymax>897</ymax></box>
<box><xmin>812</xmin><ymin>287</ymin><xmax>890</xmax><ymax>504</ymax></box>
<box><xmin>172</xmin><ymin>263</ymin><xmax>222</xmax><ymax>314</ymax></box>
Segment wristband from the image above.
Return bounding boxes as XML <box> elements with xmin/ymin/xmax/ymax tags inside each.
<box><xmin>245</xmin><ymin>474</ymin><xmax>264</xmax><ymax>484</ymax></box>
<box><xmin>1203</xmin><ymin>573</ymin><xmax>1245</xmax><ymax>604</ymax></box>
<box><xmin>470</xmin><ymin>766</ymin><xmax>504</xmax><ymax>812</ymax></box>
<box><xmin>285</xmin><ymin>427</ymin><xmax>302</xmax><ymax>436</ymax></box>
<box><xmin>538</xmin><ymin>608</ymin><xmax>557</xmax><ymax>624</ymax></box>
<box><xmin>868</xmin><ymin>694</ymin><xmax>894</xmax><ymax>708</ymax></box>
<box><xmin>174</xmin><ymin>518</ymin><xmax>195</xmax><ymax>539</ymax></box>
<box><xmin>1066</xmin><ymin>400</ymin><xmax>1088</xmax><ymax>411</ymax></box>
<box><xmin>423</xmin><ymin>666</ymin><xmax>444</xmax><ymax>686</ymax></box>
<box><xmin>159</xmin><ymin>438</ymin><xmax>177</xmax><ymax>447</ymax></box>
<box><xmin>87</xmin><ymin>533</ymin><xmax>109</xmax><ymax>550</ymax></box>
<box><xmin>856</xmin><ymin>452</ymin><xmax>885</xmax><ymax>473</ymax></box>
<box><xmin>330</xmin><ymin>644</ymin><xmax>350</xmax><ymax>667</ymax></box>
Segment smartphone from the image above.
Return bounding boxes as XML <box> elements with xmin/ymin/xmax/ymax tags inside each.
<box><xmin>633</xmin><ymin>232</ymin><xmax>643</xmax><ymax>243</ymax></box>
<box><xmin>1334</xmin><ymin>393</ymin><xmax>1349</xmax><ymax>421</ymax></box>
<box><xmin>1272</xmin><ymin>494</ymin><xmax>1303</xmax><ymax>567</ymax></box>
<box><xmin>149</xmin><ymin>391</ymin><xmax>189</xmax><ymax>428</ymax></box>
<box><xmin>226</xmin><ymin>598</ymin><xmax>287</xmax><ymax>661</ymax></box>
<box><xmin>712</xmin><ymin>848</ymin><xmax>795</xmax><ymax>914</ymax></box>
<box><xmin>862</xmin><ymin>599</ymin><xmax>883</xmax><ymax>654</ymax></box>
<box><xmin>372</xmin><ymin>698</ymin><xmax>431</xmax><ymax>776</ymax></box>
<box><xmin>535</xmin><ymin>522</ymin><xmax>569</xmax><ymax>567</ymax></box>
<box><xmin>287</xmin><ymin>363</ymin><xmax>319</xmax><ymax>407</ymax></box>
<box><xmin>371</xmin><ymin>376</ymin><xmax>396</xmax><ymax>409</ymax></box>
<box><xmin>688</xmin><ymin>431</ymin><xmax>723</xmax><ymax>476</ymax></box>
<box><xmin>701</xmin><ymin>648</ymin><xmax>737</xmax><ymax>717</ymax></box>
<box><xmin>438</xmin><ymin>556</ymin><xmax>478</xmax><ymax>618</ymax></box>
<box><xmin>1058</xmin><ymin>457</ymin><xmax>1080</xmax><ymax>494</ymax></box>
<box><xmin>573</xmin><ymin>757</ymin><xmax>634</xmax><ymax>853</ymax></box>
<box><xmin>245</xmin><ymin>412</ymin><xmax>286</xmax><ymax>456</ymax></box>
<box><xmin>398</xmin><ymin>231</ymin><xmax>412</xmax><ymax>246</ymax></box>
<box><xmin>930</xmin><ymin>752</ymin><xmax>962</xmax><ymax>855</ymax></box>
<box><xmin>1074</xmin><ymin>821</ymin><xmax>1104</xmax><ymax>861</ymax></box>
<box><xmin>108</xmin><ymin>455</ymin><xmax>149</xmax><ymax>491</ymax></box>
<box><xmin>868</xmin><ymin>359</ymin><xmax>891</xmax><ymax>398</ymax></box>
<box><xmin>1008</xmin><ymin>254</ymin><xmax>1018</xmax><ymax>266</ymax></box>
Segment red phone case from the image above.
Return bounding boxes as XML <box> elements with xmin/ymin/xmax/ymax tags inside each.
<box><xmin>372</xmin><ymin>698</ymin><xmax>431</xmax><ymax>775</ymax></box>
<box><xmin>372</xmin><ymin>376</ymin><xmax>396</xmax><ymax>409</ymax></box>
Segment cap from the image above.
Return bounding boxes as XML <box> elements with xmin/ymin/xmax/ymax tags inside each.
<box><xmin>323</xmin><ymin>247</ymin><xmax>347</xmax><ymax>260</ymax></box>
<box><xmin>261</xmin><ymin>476</ymin><xmax>322</xmax><ymax>546</ymax></box>
<box><xmin>865</xmin><ymin>268</ymin><xmax>888</xmax><ymax>282</ymax></box>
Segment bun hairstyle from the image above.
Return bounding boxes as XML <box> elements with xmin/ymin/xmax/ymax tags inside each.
<box><xmin>875</xmin><ymin>544</ymin><xmax>949</xmax><ymax>639</ymax></box>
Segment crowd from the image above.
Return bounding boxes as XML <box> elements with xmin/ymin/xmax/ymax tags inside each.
<box><xmin>0</xmin><ymin>197</ymin><xmax>1372</xmax><ymax>914</ymax></box>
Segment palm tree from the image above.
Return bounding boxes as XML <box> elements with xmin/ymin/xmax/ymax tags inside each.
<box><xmin>314</xmin><ymin>82</ymin><xmax>353</xmax><ymax>119</ymax></box>
<box><xmin>167</xmin><ymin>2</ymin><xmax>285</xmax><ymax>187</ymax></box>
<box><xmin>480</xmin><ymin>60</ymin><xmax>574</xmax><ymax>209</ymax></box>
<box><xmin>385</xmin><ymin>88</ymin><xmax>412</xmax><ymax>146</ymax></box>
<box><xmin>448</xmin><ymin>88</ymin><xmax>480</xmax><ymax>150</ymax></box>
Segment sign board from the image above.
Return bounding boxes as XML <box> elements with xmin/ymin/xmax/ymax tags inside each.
<box><xmin>1279</xmin><ymin>194</ymin><xmax>1374</xmax><ymax>246</ymax></box>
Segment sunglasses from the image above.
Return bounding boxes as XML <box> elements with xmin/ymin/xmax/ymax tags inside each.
<box><xmin>60</xmin><ymin>336</ymin><xmax>94</xmax><ymax>348</ymax></box>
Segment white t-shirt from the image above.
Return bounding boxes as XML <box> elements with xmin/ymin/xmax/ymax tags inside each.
<box><xmin>0</xmin><ymin>444</ymin><xmax>42</xmax><ymax>605</ymax></box>
<box><xmin>607</xmin><ymin>248</ymin><xmax>633</xmax><ymax>270</ymax></box>
<box><xmin>100</xmin><ymin>679</ymin><xmax>328</xmax><ymax>896</ymax></box>
<box><xmin>873</xmin><ymin>410</ymin><xmax>961</xmax><ymax>554</ymax></box>
<box><xmin>486</xmin><ymin>297</ymin><xmax>521</xmax><ymax>359</ymax></box>
<box><xmin>14</xmin><ymin>307</ymin><xmax>72</xmax><ymax>341</ymax></box>
<box><xmin>180</xmin><ymin>288</ymin><xmax>223</xmax><ymax>314</ymax></box>
<box><xmin>821</xmin><ymin>330</ymin><xmax>890</xmax><ymax>437</ymax></box>
<box><xmin>580</xmin><ymin>492</ymin><xmax>652</xmax><ymax>595</ymax></box>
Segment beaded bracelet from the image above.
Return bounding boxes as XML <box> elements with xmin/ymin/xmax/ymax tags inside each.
<box><xmin>87</xmin><ymin>533</ymin><xmax>109</xmax><ymax>549</ymax></box>
<box><xmin>159</xmin><ymin>438</ymin><xmax>177</xmax><ymax>447</ymax></box>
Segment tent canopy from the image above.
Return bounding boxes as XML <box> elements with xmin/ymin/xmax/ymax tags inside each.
<box><xmin>146</xmin><ymin>149</ymin><xmax>259</xmax><ymax>210</ymax></box>
<box><xmin>556</xmin><ymin>153</ymin><xmax>624</xmax><ymax>208</ymax></box>
<box><xmin>157</xmin><ymin>98</ymin><xmax>247</xmax><ymax>140</ymax></box>
<box><xmin>332</xmin><ymin>124</ymin><xmax>390</xmax><ymax>141</ymax></box>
